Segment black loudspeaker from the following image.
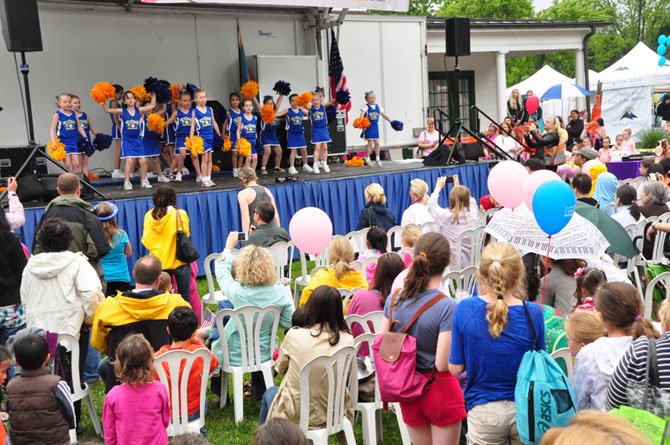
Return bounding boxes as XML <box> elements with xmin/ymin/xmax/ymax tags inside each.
<box><xmin>0</xmin><ymin>146</ymin><xmax>48</xmax><ymax>178</ymax></box>
<box><xmin>445</xmin><ymin>17</ymin><xmax>470</xmax><ymax>57</ymax></box>
<box><xmin>423</xmin><ymin>144</ymin><xmax>465</xmax><ymax>166</ymax></box>
<box><xmin>17</xmin><ymin>173</ymin><xmax>92</xmax><ymax>203</ymax></box>
<box><xmin>461</xmin><ymin>142</ymin><xmax>485</xmax><ymax>161</ymax></box>
<box><xmin>0</xmin><ymin>0</ymin><xmax>43</xmax><ymax>52</ymax></box>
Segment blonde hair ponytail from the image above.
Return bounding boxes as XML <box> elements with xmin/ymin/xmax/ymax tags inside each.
<box><xmin>478</xmin><ymin>242</ymin><xmax>526</xmax><ymax>339</ymax></box>
<box><xmin>328</xmin><ymin>236</ymin><xmax>355</xmax><ymax>280</ymax></box>
<box><xmin>410</xmin><ymin>178</ymin><xmax>429</xmax><ymax>204</ymax></box>
<box><xmin>365</xmin><ymin>183</ymin><xmax>387</xmax><ymax>205</ymax></box>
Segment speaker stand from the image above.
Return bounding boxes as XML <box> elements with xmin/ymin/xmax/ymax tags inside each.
<box><xmin>1</xmin><ymin>52</ymin><xmax>107</xmax><ymax>202</ymax></box>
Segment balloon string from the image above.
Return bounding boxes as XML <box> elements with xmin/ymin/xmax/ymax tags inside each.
<box><xmin>541</xmin><ymin>235</ymin><xmax>551</xmax><ymax>307</ymax></box>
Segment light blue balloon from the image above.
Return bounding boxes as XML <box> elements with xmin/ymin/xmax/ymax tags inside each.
<box><xmin>658</xmin><ymin>45</ymin><xmax>667</xmax><ymax>56</ymax></box>
<box><xmin>660</xmin><ymin>57</ymin><xmax>668</xmax><ymax>68</ymax></box>
<box><xmin>532</xmin><ymin>180</ymin><xmax>576</xmax><ymax>236</ymax></box>
<box><xmin>659</xmin><ymin>35</ymin><xmax>668</xmax><ymax>46</ymax></box>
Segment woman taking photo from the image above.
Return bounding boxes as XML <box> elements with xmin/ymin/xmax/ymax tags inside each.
<box><xmin>450</xmin><ymin>242</ymin><xmax>545</xmax><ymax>444</ymax></box>
<box><xmin>526</xmin><ymin>115</ymin><xmax>561</xmax><ymax>166</ymax></box>
<box><xmin>142</xmin><ymin>185</ymin><xmax>192</xmax><ymax>302</ymax></box>
<box><xmin>417</xmin><ymin>118</ymin><xmax>441</xmax><ymax>158</ymax></box>
<box><xmin>382</xmin><ymin>232</ymin><xmax>465</xmax><ymax>445</ymax></box>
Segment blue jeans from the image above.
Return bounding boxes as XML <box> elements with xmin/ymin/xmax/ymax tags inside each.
<box><xmin>84</xmin><ymin>340</ymin><xmax>100</xmax><ymax>383</ymax></box>
<box><xmin>170</xmin><ymin>264</ymin><xmax>192</xmax><ymax>304</ymax></box>
<box><xmin>258</xmin><ymin>386</ymin><xmax>279</xmax><ymax>424</ymax></box>
<box><xmin>207</xmin><ymin>300</ymin><xmax>234</xmax><ymax>343</ymax></box>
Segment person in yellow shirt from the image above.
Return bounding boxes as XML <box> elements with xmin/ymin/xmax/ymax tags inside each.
<box><xmin>141</xmin><ymin>185</ymin><xmax>192</xmax><ymax>302</ymax></box>
<box><xmin>299</xmin><ymin>235</ymin><xmax>367</xmax><ymax>307</ymax></box>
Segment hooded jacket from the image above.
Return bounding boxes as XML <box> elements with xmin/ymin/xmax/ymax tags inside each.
<box><xmin>142</xmin><ymin>206</ymin><xmax>190</xmax><ymax>271</ymax></box>
<box><xmin>32</xmin><ymin>195</ymin><xmax>110</xmax><ymax>278</ymax></box>
<box><xmin>356</xmin><ymin>202</ymin><xmax>396</xmax><ymax>232</ymax></box>
<box><xmin>20</xmin><ymin>251</ymin><xmax>103</xmax><ymax>338</ymax></box>
<box><xmin>573</xmin><ymin>335</ymin><xmax>632</xmax><ymax>411</ymax></box>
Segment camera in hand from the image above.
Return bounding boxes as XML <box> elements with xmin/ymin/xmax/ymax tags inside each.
<box><xmin>237</xmin><ymin>232</ymin><xmax>248</xmax><ymax>241</ymax></box>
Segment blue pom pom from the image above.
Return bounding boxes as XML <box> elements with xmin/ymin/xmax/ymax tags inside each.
<box><xmin>185</xmin><ymin>83</ymin><xmax>199</xmax><ymax>96</ymax></box>
<box><xmin>325</xmin><ymin>105</ymin><xmax>337</xmax><ymax>124</ymax></box>
<box><xmin>212</xmin><ymin>133</ymin><xmax>223</xmax><ymax>151</ymax></box>
<box><xmin>78</xmin><ymin>139</ymin><xmax>95</xmax><ymax>157</ymax></box>
<box><xmin>336</xmin><ymin>90</ymin><xmax>350</xmax><ymax>105</ymax></box>
<box><xmin>273</xmin><ymin>80</ymin><xmax>291</xmax><ymax>96</ymax></box>
<box><xmin>155</xmin><ymin>80</ymin><xmax>172</xmax><ymax>104</ymax></box>
<box><xmin>143</xmin><ymin>77</ymin><xmax>158</xmax><ymax>93</ymax></box>
<box><xmin>391</xmin><ymin>120</ymin><xmax>404</xmax><ymax>131</ymax></box>
<box><xmin>213</xmin><ymin>105</ymin><xmax>227</xmax><ymax>127</ymax></box>
<box><xmin>93</xmin><ymin>133</ymin><xmax>113</xmax><ymax>151</ymax></box>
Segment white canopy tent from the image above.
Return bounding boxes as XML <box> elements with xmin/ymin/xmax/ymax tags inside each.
<box><xmin>506</xmin><ymin>65</ymin><xmax>576</xmax><ymax>119</ymax></box>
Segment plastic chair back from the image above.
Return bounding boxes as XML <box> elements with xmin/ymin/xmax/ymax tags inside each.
<box><xmin>644</xmin><ymin>272</ymin><xmax>670</xmax><ymax>318</ymax></box>
<box><xmin>386</xmin><ymin>225</ymin><xmax>403</xmax><ymax>251</ymax></box>
<box><xmin>202</xmin><ymin>253</ymin><xmax>223</xmax><ymax>305</ymax></box>
<box><xmin>441</xmin><ymin>266</ymin><xmax>477</xmax><ymax>301</ymax></box>
<box><xmin>268</xmin><ymin>241</ymin><xmax>294</xmax><ymax>283</ymax></box>
<box><xmin>453</xmin><ymin>225</ymin><xmax>486</xmax><ymax>270</ymax></box>
<box><xmin>338</xmin><ymin>288</ymin><xmax>357</xmax><ymax>312</ymax></box>
<box><xmin>346</xmin><ymin>311</ymin><xmax>384</xmax><ymax>334</ymax></box>
<box><xmin>550</xmin><ymin>348</ymin><xmax>574</xmax><ymax>381</ymax></box>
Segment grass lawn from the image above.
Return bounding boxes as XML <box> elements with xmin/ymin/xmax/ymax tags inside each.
<box><xmin>77</xmin><ymin>261</ymin><xmax>405</xmax><ymax>444</ymax></box>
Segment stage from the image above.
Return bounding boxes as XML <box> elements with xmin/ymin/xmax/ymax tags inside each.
<box><xmin>16</xmin><ymin>160</ymin><xmax>491</xmax><ymax>275</ymax></box>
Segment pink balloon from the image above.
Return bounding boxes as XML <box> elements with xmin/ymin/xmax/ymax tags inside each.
<box><xmin>289</xmin><ymin>207</ymin><xmax>333</xmax><ymax>255</ymax></box>
<box><xmin>526</xmin><ymin>96</ymin><xmax>540</xmax><ymax>114</ymax></box>
<box><xmin>487</xmin><ymin>161</ymin><xmax>529</xmax><ymax>209</ymax></box>
<box><xmin>522</xmin><ymin>170</ymin><xmax>562</xmax><ymax>212</ymax></box>
<box><xmin>581</xmin><ymin>159</ymin><xmax>603</xmax><ymax>177</ymax></box>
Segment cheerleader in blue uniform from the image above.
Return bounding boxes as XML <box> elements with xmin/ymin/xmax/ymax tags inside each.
<box><xmin>276</xmin><ymin>94</ymin><xmax>312</xmax><ymax>176</ymax></box>
<box><xmin>71</xmin><ymin>94</ymin><xmax>97</xmax><ymax>178</ymax></box>
<box><xmin>165</xmin><ymin>91</ymin><xmax>194</xmax><ymax>183</ymax></box>
<box><xmin>236</xmin><ymin>99</ymin><xmax>259</xmax><ymax>170</ymax></box>
<box><xmin>190</xmin><ymin>89</ymin><xmax>221</xmax><ymax>188</ymax></box>
<box><xmin>50</xmin><ymin>93</ymin><xmax>87</xmax><ymax>173</ymax></box>
<box><xmin>309</xmin><ymin>89</ymin><xmax>336</xmax><ymax>174</ymax></box>
<box><xmin>143</xmin><ymin>103</ymin><xmax>170</xmax><ymax>185</ymax></box>
<box><xmin>110</xmin><ymin>84</ymin><xmax>125</xmax><ymax>179</ymax></box>
<box><xmin>360</xmin><ymin>91</ymin><xmax>394</xmax><ymax>167</ymax></box>
<box><xmin>103</xmin><ymin>90</ymin><xmax>156</xmax><ymax>190</ymax></box>
<box><xmin>253</xmin><ymin>94</ymin><xmax>285</xmax><ymax>175</ymax></box>
<box><xmin>225</xmin><ymin>93</ymin><xmax>243</xmax><ymax>178</ymax></box>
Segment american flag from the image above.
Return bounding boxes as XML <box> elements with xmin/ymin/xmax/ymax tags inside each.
<box><xmin>200</xmin><ymin>309</ymin><xmax>216</xmax><ymax>329</ymax></box>
<box><xmin>329</xmin><ymin>30</ymin><xmax>351</xmax><ymax>122</ymax></box>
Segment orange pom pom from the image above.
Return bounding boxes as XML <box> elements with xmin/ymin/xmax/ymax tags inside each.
<box><xmin>185</xmin><ymin>136</ymin><xmax>204</xmax><ymax>155</ymax></box>
<box><xmin>240</xmin><ymin>81</ymin><xmax>259</xmax><ymax>99</ymax></box>
<box><xmin>223</xmin><ymin>136</ymin><xmax>232</xmax><ymax>152</ymax></box>
<box><xmin>129</xmin><ymin>85</ymin><xmax>149</xmax><ymax>103</ymax></box>
<box><xmin>171</xmin><ymin>83</ymin><xmax>183</xmax><ymax>104</ymax></box>
<box><xmin>353</xmin><ymin>117</ymin><xmax>371</xmax><ymax>129</ymax></box>
<box><xmin>147</xmin><ymin>113</ymin><xmax>165</xmax><ymax>134</ymax></box>
<box><xmin>344</xmin><ymin>158</ymin><xmax>365</xmax><ymax>167</ymax></box>
<box><xmin>47</xmin><ymin>138</ymin><xmax>66</xmax><ymax>161</ymax></box>
<box><xmin>212</xmin><ymin>165</ymin><xmax>221</xmax><ymax>172</ymax></box>
<box><xmin>90</xmin><ymin>82</ymin><xmax>116</xmax><ymax>105</ymax></box>
<box><xmin>237</xmin><ymin>138</ymin><xmax>252</xmax><ymax>157</ymax></box>
<box><xmin>295</xmin><ymin>91</ymin><xmax>313</xmax><ymax>108</ymax></box>
<box><xmin>260</xmin><ymin>104</ymin><xmax>275</xmax><ymax>124</ymax></box>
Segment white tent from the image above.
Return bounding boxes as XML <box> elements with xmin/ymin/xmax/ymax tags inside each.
<box><xmin>507</xmin><ymin>65</ymin><xmax>576</xmax><ymax>119</ymax></box>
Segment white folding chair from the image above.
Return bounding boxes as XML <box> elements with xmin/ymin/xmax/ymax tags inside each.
<box><xmin>299</xmin><ymin>346</ymin><xmax>357</xmax><ymax>445</ymax></box>
<box><xmin>339</xmin><ymin>288</ymin><xmax>358</xmax><ymax>312</ymax></box>
<box><xmin>650</xmin><ymin>212</ymin><xmax>670</xmax><ymax>264</ymax></box>
<box><xmin>453</xmin><ymin>226</ymin><xmax>486</xmax><ymax>270</ymax></box>
<box><xmin>345</xmin><ymin>311</ymin><xmax>384</xmax><ymax>334</ymax></box>
<box><xmin>361</xmin><ymin>256</ymin><xmax>379</xmax><ymax>272</ymax></box>
<box><xmin>268</xmin><ymin>241</ymin><xmax>295</xmax><ymax>284</ymax></box>
<box><xmin>625</xmin><ymin>219</ymin><xmax>647</xmax><ymax>297</ymax></box>
<box><xmin>56</xmin><ymin>334</ymin><xmax>102</xmax><ymax>443</ymax></box>
<box><xmin>345</xmin><ymin>229</ymin><xmax>370</xmax><ymax>254</ymax></box>
<box><xmin>386</xmin><ymin>225</ymin><xmax>404</xmax><ymax>251</ymax></box>
<box><xmin>477</xmin><ymin>207</ymin><xmax>499</xmax><ymax>226</ymax></box>
<box><xmin>418</xmin><ymin>221</ymin><xmax>438</xmax><ymax>234</ymax></box>
<box><xmin>293</xmin><ymin>250</ymin><xmax>328</xmax><ymax>305</ymax></box>
<box><xmin>441</xmin><ymin>266</ymin><xmax>478</xmax><ymax>301</ymax></box>
<box><xmin>154</xmin><ymin>349</ymin><xmax>211</xmax><ymax>436</ymax></box>
<box><xmin>350</xmin><ymin>261</ymin><xmax>363</xmax><ymax>272</ymax></box>
<box><xmin>353</xmin><ymin>333</ymin><xmax>382</xmax><ymax>445</ymax></box>
<box><xmin>644</xmin><ymin>272</ymin><xmax>670</xmax><ymax>319</ymax></box>
<box><xmin>550</xmin><ymin>348</ymin><xmax>574</xmax><ymax>381</ymax></box>
<box><xmin>215</xmin><ymin>305</ymin><xmax>281</xmax><ymax>422</ymax></box>
<box><xmin>202</xmin><ymin>253</ymin><xmax>224</xmax><ymax>305</ymax></box>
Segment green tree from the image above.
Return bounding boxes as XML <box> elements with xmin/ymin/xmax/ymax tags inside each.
<box><xmin>437</xmin><ymin>0</ymin><xmax>534</xmax><ymax>19</ymax></box>
<box><xmin>407</xmin><ymin>0</ymin><xmax>442</xmax><ymax>16</ymax></box>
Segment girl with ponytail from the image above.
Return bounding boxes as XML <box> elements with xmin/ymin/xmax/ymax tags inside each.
<box><xmin>380</xmin><ymin>232</ymin><xmax>465</xmax><ymax>444</ymax></box>
<box><xmin>449</xmin><ymin>242</ymin><xmax>545</xmax><ymax>444</ymax></box>
<box><xmin>299</xmin><ymin>236</ymin><xmax>367</xmax><ymax>307</ymax></box>
<box><xmin>573</xmin><ymin>282</ymin><xmax>658</xmax><ymax>411</ymax></box>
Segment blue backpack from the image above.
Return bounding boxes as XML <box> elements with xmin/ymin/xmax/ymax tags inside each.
<box><xmin>515</xmin><ymin>302</ymin><xmax>576</xmax><ymax>444</ymax></box>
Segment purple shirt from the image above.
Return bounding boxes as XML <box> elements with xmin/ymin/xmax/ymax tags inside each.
<box><xmin>103</xmin><ymin>381</ymin><xmax>170</xmax><ymax>445</ymax></box>
<box><xmin>347</xmin><ymin>289</ymin><xmax>385</xmax><ymax>356</ymax></box>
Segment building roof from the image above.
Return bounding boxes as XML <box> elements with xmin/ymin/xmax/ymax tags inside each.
<box><xmin>426</xmin><ymin>17</ymin><xmax>609</xmax><ymax>29</ymax></box>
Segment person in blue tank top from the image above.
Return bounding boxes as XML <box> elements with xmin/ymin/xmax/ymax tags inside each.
<box><xmin>237</xmin><ymin>99</ymin><xmax>259</xmax><ymax>170</ymax></box>
<box><xmin>71</xmin><ymin>94</ymin><xmax>97</xmax><ymax>178</ymax></box>
<box><xmin>276</xmin><ymin>94</ymin><xmax>312</xmax><ymax>176</ymax></box>
<box><xmin>225</xmin><ymin>93</ymin><xmax>243</xmax><ymax>178</ymax></box>
<box><xmin>165</xmin><ymin>91</ymin><xmax>194</xmax><ymax>183</ymax></box>
<box><xmin>110</xmin><ymin>84</ymin><xmax>125</xmax><ymax>179</ymax></box>
<box><xmin>50</xmin><ymin>93</ymin><xmax>88</xmax><ymax>174</ymax></box>
<box><xmin>309</xmin><ymin>89</ymin><xmax>337</xmax><ymax>174</ymax></box>
<box><xmin>253</xmin><ymin>94</ymin><xmax>285</xmax><ymax>175</ymax></box>
<box><xmin>190</xmin><ymin>89</ymin><xmax>221</xmax><ymax>188</ymax></box>
<box><xmin>103</xmin><ymin>90</ymin><xmax>156</xmax><ymax>190</ymax></box>
<box><xmin>143</xmin><ymin>102</ymin><xmax>170</xmax><ymax>185</ymax></box>
<box><xmin>360</xmin><ymin>91</ymin><xmax>394</xmax><ymax>167</ymax></box>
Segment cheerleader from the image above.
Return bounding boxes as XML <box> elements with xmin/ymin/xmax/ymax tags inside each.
<box><xmin>110</xmin><ymin>84</ymin><xmax>124</xmax><ymax>179</ymax></box>
<box><xmin>190</xmin><ymin>89</ymin><xmax>221</xmax><ymax>188</ymax></box>
<box><xmin>103</xmin><ymin>90</ymin><xmax>156</xmax><ymax>190</ymax></box>
<box><xmin>225</xmin><ymin>93</ymin><xmax>243</xmax><ymax>178</ymax></box>
<box><xmin>236</xmin><ymin>99</ymin><xmax>258</xmax><ymax>170</ymax></box>
<box><xmin>360</xmin><ymin>91</ymin><xmax>394</xmax><ymax>167</ymax></box>
<box><xmin>253</xmin><ymin>94</ymin><xmax>285</xmax><ymax>175</ymax></box>
<box><xmin>71</xmin><ymin>94</ymin><xmax>96</xmax><ymax>177</ymax></box>
<box><xmin>50</xmin><ymin>93</ymin><xmax>87</xmax><ymax>173</ymax></box>
<box><xmin>275</xmin><ymin>94</ymin><xmax>312</xmax><ymax>176</ymax></box>
<box><xmin>309</xmin><ymin>89</ymin><xmax>336</xmax><ymax>174</ymax></box>
<box><xmin>165</xmin><ymin>91</ymin><xmax>195</xmax><ymax>182</ymax></box>
<box><xmin>143</xmin><ymin>103</ymin><xmax>170</xmax><ymax>184</ymax></box>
